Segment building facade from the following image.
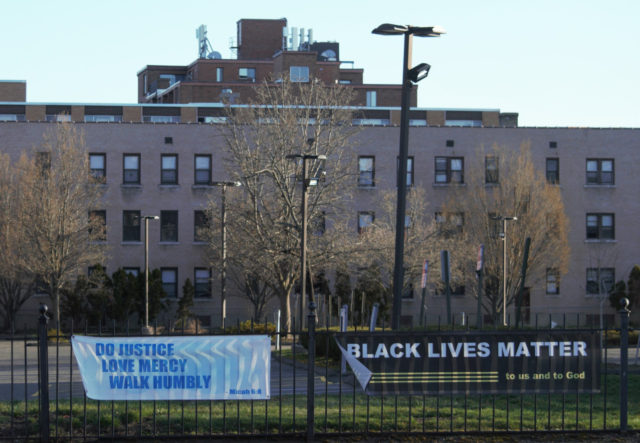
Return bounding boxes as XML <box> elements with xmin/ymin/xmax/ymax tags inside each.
<box><xmin>0</xmin><ymin>17</ymin><xmax>638</xmax><ymax>328</ymax></box>
<box><xmin>0</xmin><ymin>103</ymin><xmax>638</xmax><ymax>327</ymax></box>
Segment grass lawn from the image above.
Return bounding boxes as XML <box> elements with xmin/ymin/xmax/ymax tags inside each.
<box><xmin>0</xmin><ymin>373</ymin><xmax>638</xmax><ymax>439</ymax></box>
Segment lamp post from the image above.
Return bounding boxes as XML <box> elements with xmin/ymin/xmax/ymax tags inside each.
<box><xmin>286</xmin><ymin>150</ymin><xmax>326</xmax><ymax>327</ymax></box>
<box><xmin>494</xmin><ymin>216</ymin><xmax>517</xmax><ymax>326</ymax></box>
<box><xmin>372</xmin><ymin>23</ymin><xmax>445</xmax><ymax>330</ymax></box>
<box><xmin>287</xmin><ymin>144</ymin><xmax>325</xmax><ymax>441</ymax></box>
<box><xmin>142</xmin><ymin>215</ymin><xmax>159</xmax><ymax>334</ymax></box>
<box><xmin>212</xmin><ymin>181</ymin><xmax>242</xmax><ymax>329</ymax></box>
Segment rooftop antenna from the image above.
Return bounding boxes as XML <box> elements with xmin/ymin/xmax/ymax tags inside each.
<box><xmin>196</xmin><ymin>25</ymin><xmax>221</xmax><ymax>59</ymax></box>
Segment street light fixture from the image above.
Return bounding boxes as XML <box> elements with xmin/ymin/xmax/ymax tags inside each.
<box><xmin>493</xmin><ymin>215</ymin><xmax>517</xmax><ymax>326</ymax></box>
<box><xmin>372</xmin><ymin>23</ymin><xmax>445</xmax><ymax>330</ymax></box>
<box><xmin>211</xmin><ymin>180</ymin><xmax>242</xmax><ymax>330</ymax></box>
<box><xmin>142</xmin><ymin>215</ymin><xmax>159</xmax><ymax>334</ymax></box>
<box><xmin>287</xmin><ymin>141</ymin><xmax>326</xmax><ymax>441</ymax></box>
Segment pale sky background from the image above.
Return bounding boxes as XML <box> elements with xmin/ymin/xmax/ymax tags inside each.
<box><xmin>1</xmin><ymin>0</ymin><xmax>638</xmax><ymax>127</ymax></box>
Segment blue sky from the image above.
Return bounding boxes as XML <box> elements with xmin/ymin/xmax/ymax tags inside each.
<box><xmin>2</xmin><ymin>0</ymin><xmax>638</xmax><ymax>127</ymax></box>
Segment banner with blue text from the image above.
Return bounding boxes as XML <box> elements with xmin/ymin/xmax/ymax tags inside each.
<box><xmin>72</xmin><ymin>335</ymin><xmax>270</xmax><ymax>400</ymax></box>
<box><xmin>336</xmin><ymin>330</ymin><xmax>600</xmax><ymax>395</ymax></box>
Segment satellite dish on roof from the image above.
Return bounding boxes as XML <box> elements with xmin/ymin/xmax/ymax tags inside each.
<box><xmin>320</xmin><ymin>49</ymin><xmax>337</xmax><ymax>61</ymax></box>
<box><xmin>207</xmin><ymin>51</ymin><xmax>222</xmax><ymax>59</ymax></box>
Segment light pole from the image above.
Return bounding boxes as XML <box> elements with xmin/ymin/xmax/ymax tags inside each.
<box><xmin>287</xmin><ymin>144</ymin><xmax>325</xmax><ymax>442</ymax></box>
<box><xmin>372</xmin><ymin>23</ymin><xmax>445</xmax><ymax>330</ymax></box>
<box><xmin>212</xmin><ymin>181</ymin><xmax>242</xmax><ymax>329</ymax></box>
<box><xmin>142</xmin><ymin>215</ymin><xmax>159</xmax><ymax>334</ymax></box>
<box><xmin>495</xmin><ymin>216</ymin><xmax>517</xmax><ymax>326</ymax></box>
<box><xmin>286</xmin><ymin>150</ymin><xmax>326</xmax><ymax>328</ymax></box>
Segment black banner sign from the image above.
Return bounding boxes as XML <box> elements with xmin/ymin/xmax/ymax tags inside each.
<box><xmin>335</xmin><ymin>330</ymin><xmax>600</xmax><ymax>395</ymax></box>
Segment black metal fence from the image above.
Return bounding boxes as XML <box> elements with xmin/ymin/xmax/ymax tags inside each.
<box><xmin>0</xmin><ymin>305</ymin><xmax>637</xmax><ymax>441</ymax></box>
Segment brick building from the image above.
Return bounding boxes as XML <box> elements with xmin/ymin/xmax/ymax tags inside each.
<box><xmin>137</xmin><ymin>18</ymin><xmax>416</xmax><ymax>108</ymax></box>
<box><xmin>0</xmin><ymin>18</ymin><xmax>638</xmax><ymax>328</ymax></box>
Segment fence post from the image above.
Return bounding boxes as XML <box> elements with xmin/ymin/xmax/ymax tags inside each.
<box><xmin>38</xmin><ymin>304</ymin><xmax>50</xmax><ymax>442</ymax></box>
<box><xmin>306</xmin><ymin>301</ymin><xmax>316</xmax><ymax>441</ymax></box>
<box><xmin>619</xmin><ymin>297</ymin><xmax>630</xmax><ymax>432</ymax></box>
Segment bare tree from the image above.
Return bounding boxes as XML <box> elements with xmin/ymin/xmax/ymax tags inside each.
<box><xmin>354</xmin><ymin>187</ymin><xmax>467</xmax><ymax>324</ymax></box>
<box><xmin>444</xmin><ymin>142</ymin><xmax>570</xmax><ymax>324</ymax></box>
<box><xmin>206</xmin><ymin>78</ymin><xmax>359</xmax><ymax>332</ymax></box>
<box><xmin>15</xmin><ymin>122</ymin><xmax>107</xmax><ymax>327</ymax></box>
<box><xmin>0</xmin><ymin>153</ymin><xmax>33</xmax><ymax>330</ymax></box>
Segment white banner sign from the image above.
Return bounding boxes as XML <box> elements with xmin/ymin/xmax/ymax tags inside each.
<box><xmin>71</xmin><ymin>335</ymin><xmax>270</xmax><ymax>400</ymax></box>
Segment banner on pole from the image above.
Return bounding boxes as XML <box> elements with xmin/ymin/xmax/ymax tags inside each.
<box><xmin>336</xmin><ymin>330</ymin><xmax>600</xmax><ymax>395</ymax></box>
<box><xmin>421</xmin><ymin>260</ymin><xmax>429</xmax><ymax>289</ymax></box>
<box><xmin>72</xmin><ymin>335</ymin><xmax>270</xmax><ymax>400</ymax></box>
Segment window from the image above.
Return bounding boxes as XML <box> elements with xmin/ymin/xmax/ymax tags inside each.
<box><xmin>446</xmin><ymin>140</ymin><xmax>455</xmax><ymax>147</ymax></box>
<box><xmin>435</xmin><ymin>212</ymin><xmax>464</xmax><ymax>237</ymax></box>
<box><xmin>546</xmin><ymin>268</ymin><xmax>560</xmax><ymax>295</ymax></box>
<box><xmin>290</xmin><ymin>66</ymin><xmax>310</xmax><ymax>82</ymax></box>
<box><xmin>366</xmin><ymin>91</ymin><xmax>377</xmax><ymax>107</ymax></box>
<box><xmin>485</xmin><ymin>156</ymin><xmax>498</xmax><ymax>184</ymax></box>
<box><xmin>162</xmin><ymin>268</ymin><xmax>178</xmax><ymax>298</ymax></box>
<box><xmin>357</xmin><ymin>211</ymin><xmax>374</xmax><ymax>234</ymax></box>
<box><xmin>194</xmin><ymin>210</ymin><xmax>209</xmax><ymax>242</ymax></box>
<box><xmin>549</xmin><ymin>141</ymin><xmax>557</xmax><ymax>149</ymax></box>
<box><xmin>358</xmin><ymin>156</ymin><xmax>375</xmax><ymax>187</ymax></box>
<box><xmin>123</xmin><ymin>210</ymin><xmax>141</xmax><ymax>242</ymax></box>
<box><xmin>89</xmin><ymin>153</ymin><xmax>106</xmax><ymax>183</ymax></box>
<box><xmin>312</xmin><ymin>211</ymin><xmax>326</xmax><ymax>236</ymax></box>
<box><xmin>164</xmin><ymin>137</ymin><xmax>173</xmax><ymax>145</ymax></box>
<box><xmin>586</xmin><ymin>268</ymin><xmax>615</xmax><ymax>295</ymax></box>
<box><xmin>46</xmin><ymin>114</ymin><xmax>71</xmax><ymax>122</ymax></box>
<box><xmin>194</xmin><ymin>155</ymin><xmax>211</xmax><ymax>185</ymax></box>
<box><xmin>397</xmin><ymin>156</ymin><xmax>414</xmax><ymax>187</ymax></box>
<box><xmin>36</xmin><ymin>152</ymin><xmax>51</xmax><ymax>172</ymax></box>
<box><xmin>402</xmin><ymin>281</ymin><xmax>415</xmax><ymax>299</ymax></box>
<box><xmin>123</xmin><ymin>154</ymin><xmax>140</xmax><ymax>184</ymax></box>
<box><xmin>435</xmin><ymin>157</ymin><xmax>464</xmax><ymax>184</ymax></box>
<box><xmin>123</xmin><ymin>267</ymin><xmax>140</xmax><ymax>277</ymax></box>
<box><xmin>89</xmin><ymin>210</ymin><xmax>107</xmax><ymax>242</ymax></box>
<box><xmin>435</xmin><ymin>282</ymin><xmax>466</xmax><ymax>296</ymax></box>
<box><xmin>161</xmin><ymin>154</ymin><xmax>178</xmax><ymax>184</ymax></box>
<box><xmin>586</xmin><ymin>159</ymin><xmax>614</xmax><ymax>185</ymax></box>
<box><xmin>546</xmin><ymin>158</ymin><xmax>559</xmax><ymax>184</ymax></box>
<box><xmin>216</xmin><ymin>67</ymin><xmax>224</xmax><ymax>82</ymax></box>
<box><xmin>239</xmin><ymin>67</ymin><xmax>256</xmax><ymax>82</ymax></box>
<box><xmin>144</xmin><ymin>115</ymin><xmax>180</xmax><ymax>123</ymax></box>
<box><xmin>85</xmin><ymin>115</ymin><xmax>121</xmax><ymax>123</ymax></box>
<box><xmin>195</xmin><ymin>268</ymin><xmax>211</xmax><ymax>298</ymax></box>
<box><xmin>88</xmin><ymin>266</ymin><xmax>106</xmax><ymax>279</ymax></box>
<box><xmin>586</xmin><ymin>213</ymin><xmax>614</xmax><ymax>240</ymax></box>
<box><xmin>160</xmin><ymin>210</ymin><xmax>178</xmax><ymax>242</ymax></box>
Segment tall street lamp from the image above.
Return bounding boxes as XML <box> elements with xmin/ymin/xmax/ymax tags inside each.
<box><xmin>287</xmin><ymin>144</ymin><xmax>325</xmax><ymax>442</ymax></box>
<box><xmin>212</xmin><ymin>181</ymin><xmax>242</xmax><ymax>329</ymax></box>
<box><xmin>494</xmin><ymin>215</ymin><xmax>517</xmax><ymax>326</ymax></box>
<box><xmin>142</xmin><ymin>215</ymin><xmax>159</xmax><ymax>334</ymax></box>
<box><xmin>372</xmin><ymin>23</ymin><xmax>445</xmax><ymax>330</ymax></box>
<box><xmin>286</xmin><ymin>148</ymin><xmax>326</xmax><ymax>329</ymax></box>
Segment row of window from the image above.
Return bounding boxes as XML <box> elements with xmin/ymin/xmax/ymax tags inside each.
<box><xmin>90</xmin><ymin>153</ymin><xmax>214</xmax><ymax>185</ymax></box>
<box><xmin>89</xmin><ymin>210</ymin><xmax>208</xmax><ymax>243</ymax></box>
<box><xmin>545</xmin><ymin>267</ymin><xmax>613</xmax><ymax>296</ymax></box>
<box><xmin>357</xmin><ymin>156</ymin><xmax>615</xmax><ymax>186</ymax></box>
<box><xmin>208</xmin><ymin>66</ymin><xmax>310</xmax><ymax>83</ymax></box>
<box><xmin>356</xmin><ymin>210</ymin><xmax>616</xmax><ymax>240</ymax></box>
<box><xmin>392</xmin><ymin>267</ymin><xmax>609</xmax><ymax>298</ymax></box>
<box><xmin>90</xmin><ymin>266</ymin><xmax>212</xmax><ymax>299</ymax></box>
